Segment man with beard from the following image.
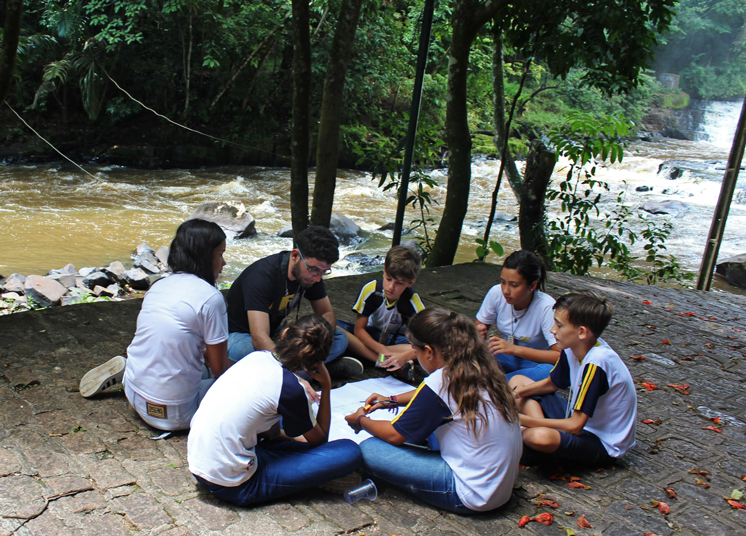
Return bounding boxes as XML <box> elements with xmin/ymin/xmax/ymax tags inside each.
<box><xmin>226</xmin><ymin>226</ymin><xmax>363</xmax><ymax>378</ymax></box>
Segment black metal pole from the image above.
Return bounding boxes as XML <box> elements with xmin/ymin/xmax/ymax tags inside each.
<box><xmin>696</xmin><ymin>94</ymin><xmax>746</xmax><ymax>290</ymax></box>
<box><xmin>392</xmin><ymin>0</ymin><xmax>435</xmax><ymax>246</ymax></box>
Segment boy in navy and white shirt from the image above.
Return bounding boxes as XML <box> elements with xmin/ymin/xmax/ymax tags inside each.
<box><xmin>509</xmin><ymin>292</ymin><xmax>636</xmax><ymax>465</ymax></box>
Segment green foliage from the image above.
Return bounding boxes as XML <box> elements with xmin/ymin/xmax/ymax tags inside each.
<box><xmin>474</xmin><ymin>239</ymin><xmax>504</xmax><ymax>262</ymax></box>
<box><xmin>545</xmin><ymin>112</ymin><xmax>690</xmax><ymax>284</ymax></box>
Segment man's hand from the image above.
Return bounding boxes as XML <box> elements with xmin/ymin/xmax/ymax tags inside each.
<box><xmin>487</xmin><ymin>336</ymin><xmax>516</xmax><ymax>356</ymax></box>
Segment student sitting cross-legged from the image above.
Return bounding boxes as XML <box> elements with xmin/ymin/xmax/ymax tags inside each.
<box><xmin>509</xmin><ymin>292</ymin><xmax>637</xmax><ymax>466</ymax></box>
<box><xmin>188</xmin><ymin>314</ymin><xmax>362</xmax><ymax>507</ymax></box>
<box><xmin>345</xmin><ymin>308</ymin><xmax>522</xmax><ymax>514</ymax></box>
<box><xmin>338</xmin><ymin>245</ymin><xmax>425</xmax><ymax>372</ymax></box>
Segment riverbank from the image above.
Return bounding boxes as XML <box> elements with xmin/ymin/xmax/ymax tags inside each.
<box><xmin>0</xmin><ymin>264</ymin><xmax>744</xmax><ymax>535</ymax></box>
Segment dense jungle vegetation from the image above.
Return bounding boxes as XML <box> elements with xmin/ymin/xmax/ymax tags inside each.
<box><xmin>0</xmin><ymin>0</ymin><xmax>744</xmax><ymax>271</ymax></box>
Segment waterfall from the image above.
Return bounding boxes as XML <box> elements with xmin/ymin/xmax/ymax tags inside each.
<box><xmin>693</xmin><ymin>100</ymin><xmax>742</xmax><ymax>148</ymax></box>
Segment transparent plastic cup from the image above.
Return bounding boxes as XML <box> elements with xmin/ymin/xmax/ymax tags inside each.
<box><xmin>343</xmin><ymin>478</ymin><xmax>378</xmax><ymax>504</ymax></box>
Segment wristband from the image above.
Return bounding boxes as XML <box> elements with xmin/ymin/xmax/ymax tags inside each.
<box><xmin>390</xmin><ymin>394</ymin><xmax>398</xmax><ymax>405</ymax></box>
<box><xmin>355</xmin><ymin>414</ymin><xmax>368</xmax><ymax>434</ymax></box>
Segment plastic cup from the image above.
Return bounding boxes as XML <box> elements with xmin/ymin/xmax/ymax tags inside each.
<box><xmin>343</xmin><ymin>478</ymin><xmax>378</xmax><ymax>504</ymax></box>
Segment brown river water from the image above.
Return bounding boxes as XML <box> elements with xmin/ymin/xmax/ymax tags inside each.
<box><xmin>2</xmin><ymin>105</ymin><xmax>745</xmax><ymax>294</ymax></box>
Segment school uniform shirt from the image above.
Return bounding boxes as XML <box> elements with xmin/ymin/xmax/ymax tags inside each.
<box><xmin>227</xmin><ymin>251</ymin><xmax>327</xmax><ymax>336</ymax></box>
<box><xmin>187</xmin><ymin>351</ymin><xmax>316</xmax><ymax>487</ymax></box>
<box><xmin>124</xmin><ymin>273</ymin><xmax>228</xmax><ymax>406</ymax></box>
<box><xmin>550</xmin><ymin>339</ymin><xmax>637</xmax><ymax>457</ymax></box>
<box><xmin>476</xmin><ymin>287</ymin><xmax>556</xmax><ymax>351</ymax></box>
<box><xmin>352</xmin><ymin>279</ymin><xmax>425</xmax><ymax>336</ymax></box>
<box><xmin>391</xmin><ymin>369</ymin><xmax>523</xmax><ymax>511</ymax></box>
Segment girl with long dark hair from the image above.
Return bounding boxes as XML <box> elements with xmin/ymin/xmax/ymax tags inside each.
<box><xmin>345</xmin><ymin>308</ymin><xmax>522</xmax><ymax>513</ymax></box>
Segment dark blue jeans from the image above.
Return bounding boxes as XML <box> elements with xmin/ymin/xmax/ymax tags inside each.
<box><xmin>194</xmin><ymin>439</ymin><xmax>362</xmax><ymax>506</ymax></box>
<box><xmin>228</xmin><ymin>327</ymin><xmax>349</xmax><ymax>363</ymax></box>
<box><xmin>359</xmin><ymin>437</ymin><xmax>474</xmax><ymax>514</ymax></box>
<box><xmin>337</xmin><ymin>320</ymin><xmax>410</xmax><ymax>346</ymax></box>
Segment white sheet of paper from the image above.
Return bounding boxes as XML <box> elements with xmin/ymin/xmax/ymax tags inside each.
<box><xmin>314</xmin><ymin>377</ymin><xmax>415</xmax><ymax>444</ymax></box>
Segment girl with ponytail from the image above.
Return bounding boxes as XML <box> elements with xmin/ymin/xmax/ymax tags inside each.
<box><xmin>345</xmin><ymin>308</ymin><xmax>522</xmax><ymax>513</ymax></box>
<box><xmin>188</xmin><ymin>314</ymin><xmax>362</xmax><ymax>506</ymax></box>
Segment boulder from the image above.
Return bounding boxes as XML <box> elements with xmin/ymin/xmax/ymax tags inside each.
<box><xmin>78</xmin><ymin>267</ymin><xmax>97</xmax><ymax>277</ymax></box>
<box><xmin>716</xmin><ymin>254</ymin><xmax>746</xmax><ymax>289</ymax></box>
<box><xmin>136</xmin><ymin>243</ymin><xmax>156</xmax><ymax>256</ymax></box>
<box><xmin>189</xmin><ymin>201</ymin><xmax>257</xmax><ymax>239</ymax></box>
<box><xmin>330</xmin><ymin>213</ymin><xmax>361</xmax><ymax>246</ymax></box>
<box><xmin>47</xmin><ymin>273</ymin><xmax>76</xmax><ymax>289</ymax></box>
<box><xmin>123</xmin><ymin>268</ymin><xmax>151</xmax><ymax>291</ymax></box>
<box><xmin>155</xmin><ymin>246</ymin><xmax>170</xmax><ymax>266</ymax></box>
<box><xmin>277</xmin><ymin>227</ymin><xmax>294</xmax><ymax>238</ymax></box>
<box><xmin>377</xmin><ymin>223</ymin><xmax>395</xmax><ymax>231</ymax></box>
<box><xmin>1</xmin><ymin>292</ymin><xmax>22</xmax><ymax>300</ymax></box>
<box><xmin>93</xmin><ymin>283</ymin><xmax>119</xmax><ymax>297</ymax></box>
<box><xmin>736</xmin><ymin>189</ymin><xmax>746</xmax><ymax>205</ymax></box>
<box><xmin>401</xmin><ymin>240</ymin><xmax>425</xmax><ymax>259</ymax></box>
<box><xmin>493</xmin><ymin>213</ymin><xmax>517</xmax><ymax>223</ymax></box>
<box><xmin>24</xmin><ymin>275</ymin><xmax>67</xmax><ymax>307</ymax></box>
<box><xmin>104</xmin><ymin>261</ymin><xmax>127</xmax><ymax>283</ymax></box>
<box><xmin>641</xmin><ymin>200</ymin><xmax>689</xmax><ymax>217</ymax></box>
<box><xmin>136</xmin><ymin>257</ymin><xmax>160</xmax><ymax>274</ymax></box>
<box><xmin>61</xmin><ymin>295</ymin><xmax>85</xmax><ymax>306</ymax></box>
<box><xmin>133</xmin><ymin>246</ymin><xmax>160</xmax><ymax>274</ymax></box>
<box><xmin>2</xmin><ymin>274</ymin><xmax>26</xmax><ymax>293</ymax></box>
<box><xmin>82</xmin><ymin>271</ymin><xmax>112</xmax><ymax>290</ymax></box>
<box><xmin>635</xmin><ymin>186</ymin><xmax>653</xmax><ymax>192</ymax></box>
<box><xmin>48</xmin><ymin>263</ymin><xmax>77</xmax><ymax>276</ymax></box>
<box><xmin>342</xmin><ymin>253</ymin><xmax>385</xmax><ymax>269</ymax></box>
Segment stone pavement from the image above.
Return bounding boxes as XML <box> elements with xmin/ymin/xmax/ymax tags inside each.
<box><xmin>1</xmin><ymin>263</ymin><xmax>745</xmax><ymax>535</ymax></box>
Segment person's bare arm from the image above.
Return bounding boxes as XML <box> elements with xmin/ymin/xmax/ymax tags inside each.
<box><xmin>520</xmin><ymin>409</ymin><xmax>589</xmax><ymax>436</ymax></box>
<box><xmin>247</xmin><ymin>311</ymin><xmax>275</xmax><ymax>351</ymax></box>
<box><xmin>310</xmin><ymin>297</ymin><xmax>336</xmax><ymax>327</ymax></box>
<box><xmin>204</xmin><ymin>341</ymin><xmax>231</xmax><ymax>376</ymax></box>
<box><xmin>301</xmin><ymin>362</ymin><xmax>332</xmax><ymax>447</ymax></box>
<box><xmin>344</xmin><ymin>407</ymin><xmax>407</xmax><ymax>445</ymax></box>
<box><xmin>475</xmin><ymin>319</ymin><xmax>490</xmax><ymax>340</ymax></box>
<box><xmin>513</xmin><ymin>377</ymin><xmax>559</xmax><ymax>400</ymax></box>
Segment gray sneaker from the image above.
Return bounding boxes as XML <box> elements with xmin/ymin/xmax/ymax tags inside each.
<box><xmin>326</xmin><ymin>356</ymin><xmax>364</xmax><ymax>379</ymax></box>
<box><xmin>79</xmin><ymin>355</ymin><xmax>126</xmax><ymax>398</ymax></box>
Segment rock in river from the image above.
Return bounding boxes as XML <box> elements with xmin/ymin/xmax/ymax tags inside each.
<box><xmin>24</xmin><ymin>275</ymin><xmax>67</xmax><ymax>307</ymax></box>
<box><xmin>189</xmin><ymin>201</ymin><xmax>257</xmax><ymax>239</ymax></box>
<box><xmin>641</xmin><ymin>200</ymin><xmax>690</xmax><ymax>217</ymax></box>
<box><xmin>716</xmin><ymin>253</ymin><xmax>746</xmax><ymax>289</ymax></box>
<box><xmin>330</xmin><ymin>213</ymin><xmax>362</xmax><ymax>246</ymax></box>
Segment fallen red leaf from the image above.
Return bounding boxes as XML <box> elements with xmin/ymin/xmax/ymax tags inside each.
<box><xmin>643</xmin><ymin>533</ymin><xmax>659</xmax><ymax>536</ymax></box>
<box><xmin>535</xmin><ymin>499</ymin><xmax>559</xmax><ymax>508</ymax></box>
<box><xmin>576</xmin><ymin>514</ymin><xmax>592</xmax><ymax>528</ymax></box>
<box><xmin>629</xmin><ymin>355</ymin><xmax>646</xmax><ymax>360</ymax></box>
<box><xmin>550</xmin><ymin>473</ymin><xmax>566</xmax><ymax>480</ymax></box>
<box><xmin>532</xmin><ymin>512</ymin><xmax>554</xmax><ymax>526</ymax></box>
<box><xmin>569</xmin><ymin>476</ymin><xmax>581</xmax><ymax>482</ymax></box>
<box><xmin>641</xmin><ymin>418</ymin><xmax>662</xmax><ymax>425</ymax></box>
<box><xmin>640</xmin><ymin>382</ymin><xmax>659</xmax><ymax>391</ymax></box>
<box><xmin>681</xmin><ymin>356</ymin><xmax>694</xmax><ymax>361</ymax></box>
<box><xmin>688</xmin><ymin>469</ymin><xmax>710</xmax><ymax>476</ymax></box>
<box><xmin>658</xmin><ymin>502</ymin><xmax>670</xmax><ymax>514</ymax></box>
<box><xmin>667</xmin><ymin>383</ymin><xmax>691</xmax><ymax>394</ymax></box>
<box><xmin>662</xmin><ymin>339</ymin><xmax>671</xmax><ymax>344</ymax></box>
<box><xmin>518</xmin><ymin>515</ymin><xmax>530</xmax><ymax>527</ymax></box>
<box><xmin>726</xmin><ymin>499</ymin><xmax>746</xmax><ymax>510</ymax></box>
<box><xmin>710</xmin><ymin>417</ymin><xmax>722</xmax><ymax>424</ymax></box>
<box><xmin>695</xmin><ymin>478</ymin><xmax>710</xmax><ymax>489</ymax></box>
<box><xmin>677</xmin><ymin>312</ymin><xmax>696</xmax><ymax>317</ymax></box>
<box><xmin>664</xmin><ymin>487</ymin><xmax>677</xmax><ymax>499</ymax></box>
<box><xmin>642</xmin><ymin>300</ymin><xmax>652</xmax><ymax>305</ymax></box>
<box><xmin>568</xmin><ymin>482</ymin><xmax>591</xmax><ymax>489</ymax></box>
<box><xmin>702</xmin><ymin>426</ymin><xmax>723</xmax><ymax>433</ymax></box>
<box><xmin>741</xmin><ymin>475</ymin><xmax>746</xmax><ymax>482</ymax></box>
<box><xmin>519</xmin><ymin>464</ymin><xmax>528</xmax><ymax>469</ymax></box>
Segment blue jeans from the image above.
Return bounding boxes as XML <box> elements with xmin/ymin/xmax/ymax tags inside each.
<box><xmin>194</xmin><ymin>439</ymin><xmax>362</xmax><ymax>506</ymax></box>
<box><xmin>337</xmin><ymin>320</ymin><xmax>410</xmax><ymax>346</ymax></box>
<box><xmin>228</xmin><ymin>327</ymin><xmax>349</xmax><ymax>363</ymax></box>
<box><xmin>359</xmin><ymin>438</ymin><xmax>474</xmax><ymax>514</ymax></box>
<box><xmin>496</xmin><ymin>352</ymin><xmax>553</xmax><ymax>382</ymax></box>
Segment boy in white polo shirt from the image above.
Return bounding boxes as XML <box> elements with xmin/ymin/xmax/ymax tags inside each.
<box><xmin>509</xmin><ymin>292</ymin><xmax>636</xmax><ymax>465</ymax></box>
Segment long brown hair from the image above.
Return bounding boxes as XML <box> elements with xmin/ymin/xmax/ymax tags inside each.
<box><xmin>407</xmin><ymin>308</ymin><xmax>519</xmax><ymax>435</ymax></box>
<box><xmin>274</xmin><ymin>314</ymin><xmax>333</xmax><ymax>372</ymax></box>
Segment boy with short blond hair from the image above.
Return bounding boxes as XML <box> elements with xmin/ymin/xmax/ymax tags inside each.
<box><xmin>338</xmin><ymin>246</ymin><xmax>424</xmax><ymax>370</ymax></box>
<box><xmin>509</xmin><ymin>292</ymin><xmax>637</xmax><ymax>465</ymax></box>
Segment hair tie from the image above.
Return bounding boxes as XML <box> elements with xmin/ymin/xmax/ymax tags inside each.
<box><xmin>449</xmin><ymin>311</ymin><xmax>457</xmax><ymax>320</ymax></box>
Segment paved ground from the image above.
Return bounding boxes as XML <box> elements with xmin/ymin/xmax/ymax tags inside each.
<box><xmin>1</xmin><ymin>263</ymin><xmax>745</xmax><ymax>535</ymax></box>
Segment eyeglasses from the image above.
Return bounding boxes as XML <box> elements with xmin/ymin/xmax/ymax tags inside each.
<box><xmin>297</xmin><ymin>248</ymin><xmax>332</xmax><ymax>276</ymax></box>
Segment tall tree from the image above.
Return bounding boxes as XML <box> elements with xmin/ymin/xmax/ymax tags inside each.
<box><xmin>290</xmin><ymin>0</ymin><xmax>312</xmax><ymax>238</ymax></box>
<box><xmin>428</xmin><ymin>0</ymin><xmax>506</xmax><ymax>267</ymax></box>
<box><xmin>0</xmin><ymin>0</ymin><xmax>23</xmax><ymax>104</ymax></box>
<box><xmin>310</xmin><ymin>0</ymin><xmax>364</xmax><ymax>228</ymax></box>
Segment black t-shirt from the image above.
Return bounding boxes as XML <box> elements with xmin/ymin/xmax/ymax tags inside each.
<box><xmin>226</xmin><ymin>251</ymin><xmax>327</xmax><ymax>335</ymax></box>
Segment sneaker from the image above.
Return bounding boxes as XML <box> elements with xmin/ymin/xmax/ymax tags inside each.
<box><xmin>326</xmin><ymin>356</ymin><xmax>364</xmax><ymax>379</ymax></box>
<box><xmin>79</xmin><ymin>355</ymin><xmax>126</xmax><ymax>398</ymax></box>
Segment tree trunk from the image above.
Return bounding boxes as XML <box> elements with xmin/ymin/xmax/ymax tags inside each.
<box><xmin>492</xmin><ymin>28</ymin><xmax>522</xmax><ymax>198</ymax></box>
<box><xmin>310</xmin><ymin>0</ymin><xmax>363</xmax><ymax>228</ymax></box>
<box><xmin>290</xmin><ymin>0</ymin><xmax>312</xmax><ymax>238</ymax></box>
<box><xmin>519</xmin><ymin>139</ymin><xmax>555</xmax><ymax>262</ymax></box>
<box><xmin>428</xmin><ymin>0</ymin><xmax>505</xmax><ymax>267</ymax></box>
<box><xmin>0</xmin><ymin>0</ymin><xmax>23</xmax><ymax>105</ymax></box>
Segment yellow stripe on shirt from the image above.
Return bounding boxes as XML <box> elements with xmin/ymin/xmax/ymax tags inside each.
<box><xmin>574</xmin><ymin>363</ymin><xmax>597</xmax><ymax>410</ymax></box>
<box><xmin>352</xmin><ymin>280</ymin><xmax>378</xmax><ymax>314</ymax></box>
<box><xmin>410</xmin><ymin>293</ymin><xmax>425</xmax><ymax>313</ymax></box>
<box><xmin>391</xmin><ymin>382</ymin><xmax>427</xmax><ymax>425</ymax></box>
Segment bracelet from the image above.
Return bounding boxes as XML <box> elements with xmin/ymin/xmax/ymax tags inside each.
<box><xmin>355</xmin><ymin>413</ymin><xmax>368</xmax><ymax>434</ymax></box>
<box><xmin>390</xmin><ymin>394</ymin><xmax>397</xmax><ymax>405</ymax></box>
